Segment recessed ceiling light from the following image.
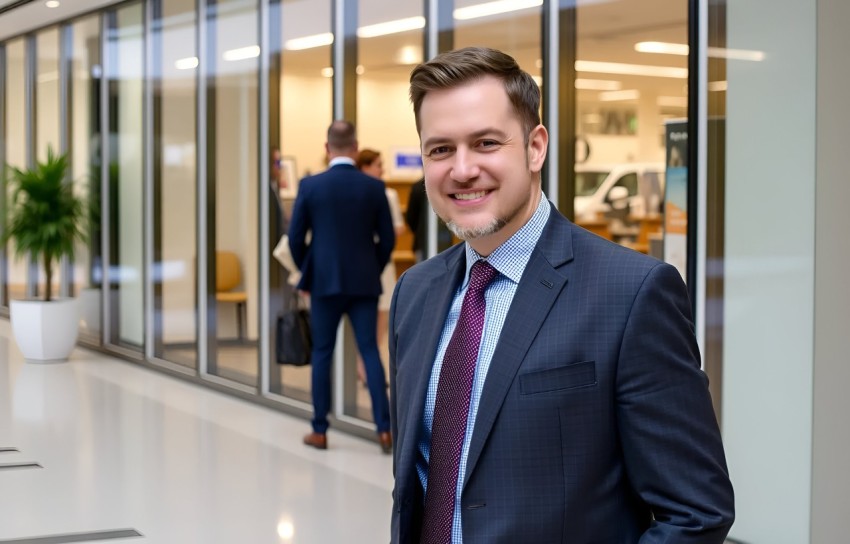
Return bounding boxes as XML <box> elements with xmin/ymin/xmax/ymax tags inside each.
<box><xmin>45</xmin><ymin>0</ymin><xmax>60</xmax><ymax>7</ymax></box>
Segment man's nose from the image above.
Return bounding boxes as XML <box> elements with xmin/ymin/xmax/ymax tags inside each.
<box><xmin>451</xmin><ymin>148</ymin><xmax>480</xmax><ymax>182</ymax></box>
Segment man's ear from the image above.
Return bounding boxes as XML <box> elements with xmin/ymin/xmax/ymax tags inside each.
<box><xmin>527</xmin><ymin>124</ymin><xmax>549</xmax><ymax>172</ymax></box>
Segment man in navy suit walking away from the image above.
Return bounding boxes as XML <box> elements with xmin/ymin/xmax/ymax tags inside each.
<box><xmin>288</xmin><ymin>120</ymin><xmax>395</xmax><ymax>453</ymax></box>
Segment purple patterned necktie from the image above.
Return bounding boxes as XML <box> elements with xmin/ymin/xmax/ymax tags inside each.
<box><xmin>421</xmin><ymin>259</ymin><xmax>498</xmax><ymax>544</ymax></box>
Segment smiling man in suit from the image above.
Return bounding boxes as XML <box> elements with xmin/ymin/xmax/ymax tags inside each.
<box><xmin>388</xmin><ymin>47</ymin><xmax>734</xmax><ymax>543</ymax></box>
<box><xmin>288</xmin><ymin>120</ymin><xmax>395</xmax><ymax>453</ymax></box>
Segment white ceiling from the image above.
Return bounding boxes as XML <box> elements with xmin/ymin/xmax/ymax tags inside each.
<box><xmin>0</xmin><ymin>0</ymin><xmax>122</xmax><ymax>42</ymax></box>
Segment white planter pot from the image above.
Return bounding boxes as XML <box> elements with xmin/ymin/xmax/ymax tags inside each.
<box><xmin>10</xmin><ymin>298</ymin><xmax>81</xmax><ymax>362</ymax></box>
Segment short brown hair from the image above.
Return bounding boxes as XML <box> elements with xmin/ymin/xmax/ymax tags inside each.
<box><xmin>409</xmin><ymin>47</ymin><xmax>540</xmax><ymax>141</ymax></box>
<box><xmin>356</xmin><ymin>148</ymin><xmax>381</xmax><ymax>170</ymax></box>
<box><xmin>327</xmin><ymin>120</ymin><xmax>357</xmax><ymax>152</ymax></box>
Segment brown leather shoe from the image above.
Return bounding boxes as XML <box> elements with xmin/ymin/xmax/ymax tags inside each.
<box><xmin>303</xmin><ymin>432</ymin><xmax>327</xmax><ymax>450</ymax></box>
<box><xmin>378</xmin><ymin>432</ymin><xmax>393</xmax><ymax>454</ymax></box>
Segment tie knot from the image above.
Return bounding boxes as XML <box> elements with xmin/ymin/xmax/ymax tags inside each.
<box><xmin>468</xmin><ymin>260</ymin><xmax>498</xmax><ymax>294</ymax></box>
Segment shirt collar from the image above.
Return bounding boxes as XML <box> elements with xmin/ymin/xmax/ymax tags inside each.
<box><xmin>462</xmin><ymin>193</ymin><xmax>551</xmax><ymax>286</ymax></box>
<box><xmin>329</xmin><ymin>157</ymin><xmax>356</xmax><ymax>167</ymax></box>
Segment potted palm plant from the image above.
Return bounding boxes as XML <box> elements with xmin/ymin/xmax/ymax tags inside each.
<box><xmin>4</xmin><ymin>147</ymin><xmax>87</xmax><ymax>361</ymax></box>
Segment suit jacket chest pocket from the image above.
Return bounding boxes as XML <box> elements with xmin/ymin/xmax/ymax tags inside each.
<box><xmin>518</xmin><ymin>360</ymin><xmax>597</xmax><ymax>395</ymax></box>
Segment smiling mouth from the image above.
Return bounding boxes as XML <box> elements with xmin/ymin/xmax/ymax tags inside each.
<box><xmin>453</xmin><ymin>190</ymin><xmax>488</xmax><ymax>201</ymax></box>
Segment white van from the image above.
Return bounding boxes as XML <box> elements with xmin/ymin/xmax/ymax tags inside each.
<box><xmin>574</xmin><ymin>163</ymin><xmax>666</xmax><ymax>221</ymax></box>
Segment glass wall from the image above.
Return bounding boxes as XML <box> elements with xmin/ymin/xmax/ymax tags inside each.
<box><xmin>208</xmin><ymin>0</ymin><xmax>260</xmax><ymax>387</ymax></box>
<box><xmin>71</xmin><ymin>15</ymin><xmax>102</xmax><ymax>342</ymax></box>
<box><xmin>3</xmin><ymin>38</ymin><xmax>27</xmax><ymax>305</ymax></box>
<box><xmin>345</xmin><ymin>0</ymin><xmax>423</xmax><ymax>424</ymax></box>
<box><xmin>152</xmin><ymin>0</ymin><xmax>198</xmax><ymax>369</ymax></box>
<box><xmin>268</xmin><ymin>0</ymin><xmax>332</xmax><ymax>403</ymax></box>
<box><xmin>573</xmin><ymin>0</ymin><xmax>687</xmax><ymax>261</ymax></box>
<box><xmin>35</xmin><ymin>28</ymin><xmax>62</xmax><ymax>300</ymax></box>
<box><xmin>105</xmin><ymin>2</ymin><xmax>145</xmax><ymax>353</ymax></box>
<box><xmin>0</xmin><ymin>0</ymin><xmax>703</xmax><ymax>440</ymax></box>
<box><xmin>35</xmin><ymin>28</ymin><xmax>60</xmax><ymax>161</ymax></box>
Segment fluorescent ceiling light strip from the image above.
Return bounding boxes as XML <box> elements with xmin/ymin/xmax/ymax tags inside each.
<box><xmin>454</xmin><ymin>0</ymin><xmax>543</xmax><ymax>20</ymax></box>
<box><xmin>576</xmin><ymin>60</ymin><xmax>688</xmax><ymax>79</ymax></box>
<box><xmin>223</xmin><ymin>45</ymin><xmax>260</xmax><ymax>61</ymax></box>
<box><xmin>575</xmin><ymin>78</ymin><xmax>622</xmax><ymax>91</ymax></box>
<box><xmin>285</xmin><ymin>33</ymin><xmax>334</xmax><ymax>51</ymax></box>
<box><xmin>599</xmin><ymin>89</ymin><xmax>640</xmax><ymax>102</ymax></box>
<box><xmin>635</xmin><ymin>41</ymin><xmax>765</xmax><ymax>62</ymax></box>
<box><xmin>635</xmin><ymin>41</ymin><xmax>689</xmax><ymax>55</ymax></box>
<box><xmin>175</xmin><ymin>56</ymin><xmax>199</xmax><ymax>70</ymax></box>
<box><xmin>358</xmin><ymin>16</ymin><xmax>425</xmax><ymax>38</ymax></box>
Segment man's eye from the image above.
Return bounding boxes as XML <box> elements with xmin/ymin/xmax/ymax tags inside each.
<box><xmin>479</xmin><ymin>140</ymin><xmax>500</xmax><ymax>149</ymax></box>
<box><xmin>428</xmin><ymin>146</ymin><xmax>451</xmax><ymax>156</ymax></box>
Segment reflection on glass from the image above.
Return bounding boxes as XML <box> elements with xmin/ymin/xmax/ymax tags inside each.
<box><xmin>106</xmin><ymin>3</ymin><xmax>145</xmax><ymax>351</ymax></box>
<box><xmin>343</xmin><ymin>0</ymin><xmax>424</xmax><ymax>422</ymax></box>
<box><xmin>4</xmin><ymin>39</ymin><xmax>28</xmax><ymax>304</ymax></box>
<box><xmin>36</xmin><ymin>28</ymin><xmax>60</xmax><ymax>161</ymax></box>
<box><xmin>154</xmin><ymin>0</ymin><xmax>198</xmax><ymax>368</ymax></box>
<box><xmin>70</xmin><ymin>15</ymin><xmax>102</xmax><ymax>342</ymax></box>
<box><xmin>269</xmin><ymin>0</ymin><xmax>334</xmax><ymax>402</ymax></box>
<box><xmin>210</xmin><ymin>0</ymin><xmax>259</xmax><ymax>386</ymax></box>
<box><xmin>268</xmin><ymin>0</ymin><xmax>332</xmax><ymax>402</ymax></box>
<box><xmin>35</xmin><ymin>28</ymin><xmax>61</xmax><ymax>298</ymax></box>
<box><xmin>574</xmin><ymin>0</ymin><xmax>687</xmax><ymax>256</ymax></box>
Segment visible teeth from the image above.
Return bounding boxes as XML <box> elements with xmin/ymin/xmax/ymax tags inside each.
<box><xmin>454</xmin><ymin>191</ymin><xmax>486</xmax><ymax>201</ymax></box>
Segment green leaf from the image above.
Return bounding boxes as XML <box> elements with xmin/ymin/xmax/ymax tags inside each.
<box><xmin>3</xmin><ymin>146</ymin><xmax>89</xmax><ymax>301</ymax></box>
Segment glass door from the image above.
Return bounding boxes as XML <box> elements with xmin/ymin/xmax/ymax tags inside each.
<box><xmin>151</xmin><ymin>0</ymin><xmax>198</xmax><ymax>370</ymax></box>
<box><xmin>104</xmin><ymin>2</ymin><xmax>145</xmax><ymax>355</ymax></box>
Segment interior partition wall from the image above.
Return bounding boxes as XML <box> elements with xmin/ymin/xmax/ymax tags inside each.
<box><xmin>710</xmin><ymin>0</ymin><xmax>817</xmax><ymax>541</ymax></box>
<box><xmin>150</xmin><ymin>0</ymin><xmax>199</xmax><ymax>371</ymax></box>
<box><xmin>205</xmin><ymin>0</ymin><xmax>261</xmax><ymax>390</ymax></box>
<box><xmin>268</xmin><ymin>0</ymin><xmax>332</xmax><ymax>409</ymax></box>
<box><xmin>3</xmin><ymin>38</ymin><xmax>27</xmax><ymax>306</ymax></box>
<box><xmin>34</xmin><ymin>27</ymin><xmax>62</xmax><ymax>298</ymax></box>
<box><xmin>104</xmin><ymin>2</ymin><xmax>145</xmax><ymax>356</ymax></box>
<box><xmin>70</xmin><ymin>15</ymin><xmax>103</xmax><ymax>344</ymax></box>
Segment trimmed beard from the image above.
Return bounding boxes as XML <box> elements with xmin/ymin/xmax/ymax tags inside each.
<box><xmin>441</xmin><ymin>194</ymin><xmax>526</xmax><ymax>241</ymax></box>
<box><xmin>446</xmin><ymin>216</ymin><xmax>506</xmax><ymax>241</ymax></box>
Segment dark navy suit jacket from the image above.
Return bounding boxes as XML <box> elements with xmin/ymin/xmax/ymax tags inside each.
<box><xmin>388</xmin><ymin>202</ymin><xmax>734</xmax><ymax>543</ymax></box>
<box><xmin>288</xmin><ymin>163</ymin><xmax>395</xmax><ymax>297</ymax></box>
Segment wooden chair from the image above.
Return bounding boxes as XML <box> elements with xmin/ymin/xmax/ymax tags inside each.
<box><xmin>216</xmin><ymin>250</ymin><xmax>248</xmax><ymax>341</ymax></box>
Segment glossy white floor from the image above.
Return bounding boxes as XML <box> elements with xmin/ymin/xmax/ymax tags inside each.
<box><xmin>0</xmin><ymin>319</ymin><xmax>394</xmax><ymax>543</ymax></box>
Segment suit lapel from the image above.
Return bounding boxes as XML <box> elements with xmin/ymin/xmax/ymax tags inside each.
<box><xmin>463</xmin><ymin>208</ymin><xmax>575</xmax><ymax>485</ymax></box>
